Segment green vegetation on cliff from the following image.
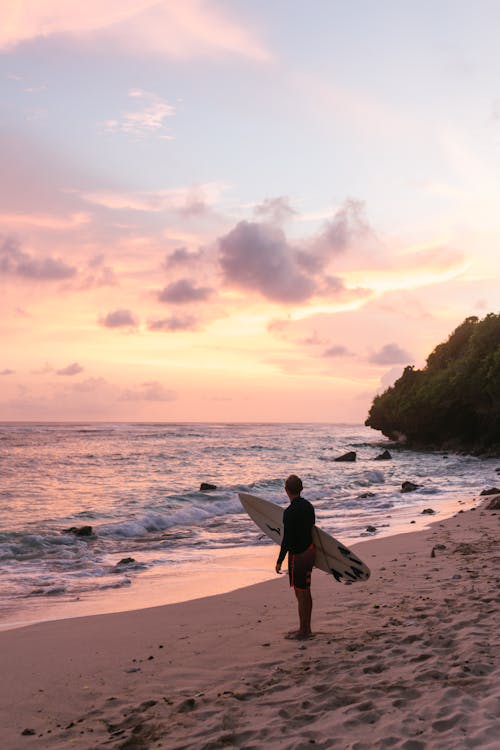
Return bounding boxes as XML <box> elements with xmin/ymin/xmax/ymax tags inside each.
<box><xmin>365</xmin><ymin>313</ymin><xmax>500</xmax><ymax>452</ymax></box>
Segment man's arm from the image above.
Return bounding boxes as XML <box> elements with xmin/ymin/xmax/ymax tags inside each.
<box><xmin>276</xmin><ymin>508</ymin><xmax>290</xmax><ymax>573</ymax></box>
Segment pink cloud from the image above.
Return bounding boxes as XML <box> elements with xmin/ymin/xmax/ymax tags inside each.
<box><xmin>148</xmin><ymin>314</ymin><xmax>199</xmax><ymax>332</ymax></box>
<box><xmin>120</xmin><ymin>381</ymin><xmax>176</xmax><ymax>401</ymax></box>
<box><xmin>158</xmin><ymin>279</ymin><xmax>212</xmax><ymax>304</ymax></box>
<box><xmin>104</xmin><ymin>89</ymin><xmax>175</xmax><ymax>140</ymax></box>
<box><xmin>369</xmin><ymin>343</ymin><xmax>412</xmax><ymax>366</ymax></box>
<box><xmin>0</xmin><ymin>1</ymin><xmax>270</xmax><ymax>61</ymax></box>
<box><xmin>56</xmin><ymin>362</ymin><xmax>84</xmax><ymax>376</ymax></box>
<box><xmin>0</xmin><ymin>235</ymin><xmax>77</xmax><ymax>280</ymax></box>
<box><xmin>100</xmin><ymin>309</ymin><xmax>139</xmax><ymax>328</ymax></box>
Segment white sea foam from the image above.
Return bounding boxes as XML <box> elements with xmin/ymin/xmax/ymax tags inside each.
<box><xmin>0</xmin><ymin>422</ymin><xmax>497</xmax><ymax>614</ymax></box>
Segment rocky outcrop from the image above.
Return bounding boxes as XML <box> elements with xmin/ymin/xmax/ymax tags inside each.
<box><xmin>200</xmin><ymin>482</ymin><xmax>217</xmax><ymax>491</ymax></box>
<box><xmin>480</xmin><ymin>487</ymin><xmax>500</xmax><ymax>495</ymax></box>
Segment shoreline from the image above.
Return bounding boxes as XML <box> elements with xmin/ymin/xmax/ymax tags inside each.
<box><xmin>0</xmin><ymin>492</ymin><xmax>479</xmax><ymax>633</ymax></box>
<box><xmin>1</xmin><ymin>496</ymin><xmax>498</xmax><ymax>749</ymax></box>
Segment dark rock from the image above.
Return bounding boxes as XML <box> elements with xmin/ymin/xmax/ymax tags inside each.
<box><xmin>374</xmin><ymin>450</ymin><xmax>392</xmax><ymax>461</ymax></box>
<box><xmin>117</xmin><ymin>557</ymin><xmax>136</xmax><ymax>566</ymax></box>
<box><xmin>21</xmin><ymin>729</ymin><xmax>36</xmax><ymax>736</ymax></box>
<box><xmin>430</xmin><ymin>543</ymin><xmax>446</xmax><ymax>558</ymax></box>
<box><xmin>64</xmin><ymin>526</ymin><xmax>93</xmax><ymax>537</ymax></box>
<box><xmin>401</xmin><ymin>481</ymin><xmax>419</xmax><ymax>493</ymax></box>
<box><xmin>480</xmin><ymin>487</ymin><xmax>500</xmax><ymax>495</ymax></box>
<box><xmin>359</xmin><ymin>492</ymin><xmax>376</xmax><ymax>498</ymax></box>
<box><xmin>366</xmin><ymin>525</ymin><xmax>377</xmax><ymax>533</ymax></box>
<box><xmin>200</xmin><ymin>482</ymin><xmax>217</xmax><ymax>491</ymax></box>
<box><xmin>334</xmin><ymin>451</ymin><xmax>356</xmax><ymax>462</ymax></box>
<box><xmin>177</xmin><ymin>698</ymin><xmax>196</xmax><ymax>713</ymax></box>
<box><xmin>485</xmin><ymin>496</ymin><xmax>500</xmax><ymax>510</ymax></box>
<box><xmin>421</xmin><ymin>508</ymin><xmax>435</xmax><ymax>515</ymax></box>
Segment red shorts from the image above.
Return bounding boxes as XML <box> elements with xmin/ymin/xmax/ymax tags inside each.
<box><xmin>288</xmin><ymin>544</ymin><xmax>315</xmax><ymax>590</ymax></box>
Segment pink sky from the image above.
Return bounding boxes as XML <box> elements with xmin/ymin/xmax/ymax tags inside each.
<box><xmin>1</xmin><ymin>1</ymin><xmax>499</xmax><ymax>421</ymax></box>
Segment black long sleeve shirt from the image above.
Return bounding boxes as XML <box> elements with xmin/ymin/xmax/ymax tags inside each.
<box><xmin>277</xmin><ymin>496</ymin><xmax>315</xmax><ymax>565</ymax></box>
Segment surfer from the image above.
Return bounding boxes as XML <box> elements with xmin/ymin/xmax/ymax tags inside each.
<box><xmin>275</xmin><ymin>474</ymin><xmax>315</xmax><ymax>639</ymax></box>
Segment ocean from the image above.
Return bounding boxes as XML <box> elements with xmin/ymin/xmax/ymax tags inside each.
<box><xmin>0</xmin><ymin>422</ymin><xmax>497</xmax><ymax>630</ymax></box>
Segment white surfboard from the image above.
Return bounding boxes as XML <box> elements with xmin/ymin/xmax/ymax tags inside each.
<box><xmin>238</xmin><ymin>492</ymin><xmax>370</xmax><ymax>583</ymax></box>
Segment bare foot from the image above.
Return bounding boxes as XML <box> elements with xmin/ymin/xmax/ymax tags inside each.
<box><xmin>284</xmin><ymin>631</ymin><xmax>314</xmax><ymax>640</ymax></box>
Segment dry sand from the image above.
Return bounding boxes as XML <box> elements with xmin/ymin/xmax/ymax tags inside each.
<box><xmin>1</xmin><ymin>497</ymin><xmax>499</xmax><ymax>750</ymax></box>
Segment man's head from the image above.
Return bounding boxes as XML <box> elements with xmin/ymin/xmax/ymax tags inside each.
<box><xmin>285</xmin><ymin>474</ymin><xmax>303</xmax><ymax>499</ymax></box>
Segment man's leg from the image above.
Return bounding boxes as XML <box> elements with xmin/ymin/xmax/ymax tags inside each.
<box><xmin>294</xmin><ymin>587</ymin><xmax>313</xmax><ymax>636</ymax></box>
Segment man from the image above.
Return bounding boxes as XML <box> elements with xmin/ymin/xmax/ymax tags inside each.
<box><xmin>275</xmin><ymin>474</ymin><xmax>315</xmax><ymax>639</ymax></box>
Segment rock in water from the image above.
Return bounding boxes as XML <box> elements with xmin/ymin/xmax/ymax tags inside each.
<box><xmin>480</xmin><ymin>487</ymin><xmax>500</xmax><ymax>495</ymax></box>
<box><xmin>374</xmin><ymin>449</ymin><xmax>392</xmax><ymax>460</ymax></box>
<box><xmin>334</xmin><ymin>451</ymin><xmax>356</xmax><ymax>462</ymax></box>
<box><xmin>200</xmin><ymin>482</ymin><xmax>217</xmax><ymax>491</ymax></box>
<box><xmin>401</xmin><ymin>481</ymin><xmax>419</xmax><ymax>493</ymax></box>
<box><xmin>64</xmin><ymin>526</ymin><xmax>93</xmax><ymax>537</ymax></box>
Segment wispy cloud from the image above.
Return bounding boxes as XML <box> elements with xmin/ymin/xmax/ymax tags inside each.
<box><xmin>81</xmin><ymin>183</ymin><xmax>225</xmax><ymax>213</ymax></box>
<box><xmin>0</xmin><ymin>2</ymin><xmax>270</xmax><ymax>62</ymax></box>
<box><xmin>104</xmin><ymin>89</ymin><xmax>175</xmax><ymax>140</ymax></box>
<box><xmin>322</xmin><ymin>345</ymin><xmax>352</xmax><ymax>358</ymax></box>
<box><xmin>120</xmin><ymin>381</ymin><xmax>176</xmax><ymax>401</ymax></box>
<box><xmin>369</xmin><ymin>343</ymin><xmax>412</xmax><ymax>365</ymax></box>
<box><xmin>148</xmin><ymin>315</ymin><xmax>199</xmax><ymax>332</ymax></box>
<box><xmin>0</xmin><ymin>235</ymin><xmax>77</xmax><ymax>280</ymax></box>
<box><xmin>0</xmin><ymin>212</ymin><xmax>90</xmax><ymax>230</ymax></box>
<box><xmin>56</xmin><ymin>362</ymin><xmax>84</xmax><ymax>376</ymax></box>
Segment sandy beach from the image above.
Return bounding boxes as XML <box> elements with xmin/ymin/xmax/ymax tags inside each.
<box><xmin>1</xmin><ymin>496</ymin><xmax>498</xmax><ymax>750</ymax></box>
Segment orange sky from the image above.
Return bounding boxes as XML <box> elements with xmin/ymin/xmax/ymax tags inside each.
<box><xmin>1</xmin><ymin>2</ymin><xmax>499</xmax><ymax>421</ymax></box>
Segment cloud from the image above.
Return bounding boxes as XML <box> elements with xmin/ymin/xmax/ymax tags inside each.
<box><xmin>1</xmin><ymin>369</ymin><xmax>15</xmax><ymax>375</ymax></box>
<box><xmin>148</xmin><ymin>314</ymin><xmax>199</xmax><ymax>332</ymax></box>
<box><xmin>165</xmin><ymin>247</ymin><xmax>203</xmax><ymax>268</ymax></box>
<box><xmin>253</xmin><ymin>196</ymin><xmax>297</xmax><ymax>224</ymax></box>
<box><xmin>369</xmin><ymin>343</ymin><xmax>412</xmax><ymax>365</ymax></box>
<box><xmin>380</xmin><ymin>366</ymin><xmax>405</xmax><ymax>390</ymax></box>
<box><xmin>71</xmin><ymin>377</ymin><xmax>108</xmax><ymax>392</ymax></box>
<box><xmin>0</xmin><ymin>212</ymin><xmax>90</xmax><ymax>230</ymax></box>
<box><xmin>218</xmin><ymin>220</ymin><xmax>315</xmax><ymax>304</ymax></box>
<box><xmin>298</xmin><ymin>199</ymin><xmax>372</xmax><ymax>273</ymax></box>
<box><xmin>56</xmin><ymin>362</ymin><xmax>84</xmax><ymax>376</ymax></box>
<box><xmin>104</xmin><ymin>89</ymin><xmax>175</xmax><ymax>140</ymax></box>
<box><xmin>120</xmin><ymin>381</ymin><xmax>176</xmax><ymax>401</ymax></box>
<box><xmin>80</xmin><ymin>256</ymin><xmax>117</xmax><ymax>289</ymax></box>
<box><xmin>32</xmin><ymin>362</ymin><xmax>54</xmax><ymax>374</ymax></box>
<box><xmin>0</xmin><ymin>1</ymin><xmax>270</xmax><ymax>61</ymax></box>
<box><xmin>322</xmin><ymin>345</ymin><xmax>351</xmax><ymax>358</ymax></box>
<box><xmin>81</xmin><ymin>183</ymin><xmax>224</xmax><ymax>214</ymax></box>
<box><xmin>0</xmin><ymin>235</ymin><xmax>77</xmax><ymax>280</ymax></box>
<box><xmin>100</xmin><ymin>309</ymin><xmax>139</xmax><ymax>328</ymax></box>
<box><xmin>158</xmin><ymin>279</ymin><xmax>212</xmax><ymax>304</ymax></box>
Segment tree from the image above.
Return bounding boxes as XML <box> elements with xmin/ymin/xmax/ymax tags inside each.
<box><xmin>365</xmin><ymin>313</ymin><xmax>500</xmax><ymax>452</ymax></box>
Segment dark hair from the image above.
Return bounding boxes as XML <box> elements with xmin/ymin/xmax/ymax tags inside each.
<box><xmin>285</xmin><ymin>474</ymin><xmax>303</xmax><ymax>496</ymax></box>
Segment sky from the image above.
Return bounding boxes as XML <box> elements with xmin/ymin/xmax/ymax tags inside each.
<box><xmin>1</xmin><ymin>0</ymin><xmax>499</xmax><ymax>423</ymax></box>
